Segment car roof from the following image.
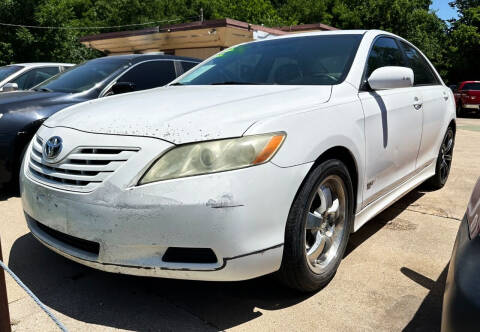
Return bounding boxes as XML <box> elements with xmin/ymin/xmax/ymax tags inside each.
<box><xmin>460</xmin><ymin>81</ymin><xmax>480</xmax><ymax>84</ymax></box>
<box><xmin>92</xmin><ymin>54</ymin><xmax>201</xmax><ymax>64</ymax></box>
<box><xmin>8</xmin><ymin>63</ymin><xmax>74</xmax><ymax>68</ymax></box>
<box><xmin>273</xmin><ymin>29</ymin><xmax>368</xmax><ymax>40</ymax></box>
<box><xmin>258</xmin><ymin>29</ymin><xmax>411</xmax><ymax>43</ymax></box>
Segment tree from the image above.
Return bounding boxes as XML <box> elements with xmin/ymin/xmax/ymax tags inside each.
<box><xmin>448</xmin><ymin>0</ymin><xmax>480</xmax><ymax>82</ymax></box>
<box><xmin>0</xmin><ymin>0</ymin><xmax>475</xmax><ymax>84</ymax></box>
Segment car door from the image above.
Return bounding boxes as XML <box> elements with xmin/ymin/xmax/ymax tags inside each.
<box><xmin>398</xmin><ymin>41</ymin><xmax>449</xmax><ymax>169</ymax></box>
<box><xmin>358</xmin><ymin>37</ymin><xmax>423</xmax><ymax>208</ymax></box>
<box><xmin>113</xmin><ymin>60</ymin><xmax>177</xmax><ymax>92</ymax></box>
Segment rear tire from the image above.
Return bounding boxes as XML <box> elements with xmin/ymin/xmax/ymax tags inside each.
<box><xmin>277</xmin><ymin>159</ymin><xmax>354</xmax><ymax>292</ymax></box>
<box><xmin>426</xmin><ymin>127</ymin><xmax>454</xmax><ymax>190</ymax></box>
<box><xmin>456</xmin><ymin>103</ymin><xmax>464</xmax><ymax>117</ymax></box>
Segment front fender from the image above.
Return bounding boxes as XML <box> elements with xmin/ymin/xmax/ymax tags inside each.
<box><xmin>244</xmin><ymin>94</ymin><xmax>365</xmax><ymax>211</ymax></box>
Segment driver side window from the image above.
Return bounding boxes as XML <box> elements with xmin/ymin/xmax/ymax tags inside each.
<box><xmin>10</xmin><ymin>67</ymin><xmax>60</xmax><ymax>90</ymax></box>
<box><xmin>366</xmin><ymin>37</ymin><xmax>406</xmax><ymax>78</ymax></box>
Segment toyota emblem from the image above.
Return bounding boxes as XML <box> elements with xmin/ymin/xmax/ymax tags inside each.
<box><xmin>43</xmin><ymin>136</ymin><xmax>63</xmax><ymax>160</ymax></box>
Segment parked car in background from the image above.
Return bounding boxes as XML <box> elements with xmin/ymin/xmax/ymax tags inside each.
<box><xmin>442</xmin><ymin>177</ymin><xmax>480</xmax><ymax>332</ymax></box>
<box><xmin>453</xmin><ymin>81</ymin><xmax>480</xmax><ymax>117</ymax></box>
<box><xmin>0</xmin><ymin>63</ymin><xmax>73</xmax><ymax>92</ymax></box>
<box><xmin>20</xmin><ymin>30</ymin><xmax>455</xmax><ymax>292</ymax></box>
<box><xmin>0</xmin><ymin>54</ymin><xmax>200</xmax><ymax>189</ymax></box>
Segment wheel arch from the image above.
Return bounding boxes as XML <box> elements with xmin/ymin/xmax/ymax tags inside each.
<box><xmin>289</xmin><ymin>145</ymin><xmax>360</xmax><ymax>233</ymax></box>
<box><xmin>13</xmin><ymin>119</ymin><xmax>45</xmax><ymax>168</ymax></box>
<box><xmin>449</xmin><ymin>119</ymin><xmax>456</xmax><ymax>134</ymax></box>
<box><xmin>312</xmin><ymin>146</ymin><xmax>359</xmax><ymax>220</ymax></box>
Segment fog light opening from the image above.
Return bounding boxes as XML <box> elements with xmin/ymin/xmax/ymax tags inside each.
<box><xmin>162</xmin><ymin>247</ymin><xmax>218</xmax><ymax>264</ymax></box>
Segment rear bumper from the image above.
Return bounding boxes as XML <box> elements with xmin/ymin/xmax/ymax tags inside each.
<box><xmin>463</xmin><ymin>104</ymin><xmax>480</xmax><ymax>110</ymax></box>
<box><xmin>442</xmin><ymin>216</ymin><xmax>480</xmax><ymax>332</ymax></box>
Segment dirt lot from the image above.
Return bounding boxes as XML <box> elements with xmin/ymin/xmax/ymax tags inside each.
<box><xmin>1</xmin><ymin>117</ymin><xmax>479</xmax><ymax>332</ymax></box>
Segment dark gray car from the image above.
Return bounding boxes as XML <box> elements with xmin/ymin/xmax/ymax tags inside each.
<box><xmin>442</xmin><ymin>177</ymin><xmax>480</xmax><ymax>331</ymax></box>
<box><xmin>0</xmin><ymin>54</ymin><xmax>200</xmax><ymax>188</ymax></box>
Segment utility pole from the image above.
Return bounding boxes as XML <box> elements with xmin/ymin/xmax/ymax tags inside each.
<box><xmin>200</xmin><ymin>8</ymin><xmax>204</xmax><ymax>22</ymax></box>
<box><xmin>0</xmin><ymin>237</ymin><xmax>11</xmax><ymax>332</ymax></box>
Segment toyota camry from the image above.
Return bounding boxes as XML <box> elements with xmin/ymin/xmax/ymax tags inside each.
<box><xmin>20</xmin><ymin>30</ymin><xmax>456</xmax><ymax>292</ymax></box>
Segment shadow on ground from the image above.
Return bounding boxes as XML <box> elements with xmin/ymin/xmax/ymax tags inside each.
<box><xmin>8</xmin><ymin>234</ymin><xmax>312</xmax><ymax>331</ymax></box>
<box><xmin>7</xmin><ymin>188</ymin><xmax>440</xmax><ymax>331</ymax></box>
<box><xmin>458</xmin><ymin>113</ymin><xmax>480</xmax><ymax>120</ymax></box>
<box><xmin>346</xmin><ymin>188</ymin><xmax>426</xmax><ymax>256</ymax></box>
<box><xmin>0</xmin><ymin>186</ymin><xmax>18</xmax><ymax>202</ymax></box>
<box><xmin>402</xmin><ymin>265</ymin><xmax>449</xmax><ymax>332</ymax></box>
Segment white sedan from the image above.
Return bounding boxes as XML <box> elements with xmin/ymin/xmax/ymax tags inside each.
<box><xmin>0</xmin><ymin>63</ymin><xmax>73</xmax><ymax>92</ymax></box>
<box><xmin>20</xmin><ymin>30</ymin><xmax>456</xmax><ymax>292</ymax></box>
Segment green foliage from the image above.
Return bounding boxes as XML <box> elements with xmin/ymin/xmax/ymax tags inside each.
<box><xmin>0</xmin><ymin>0</ymin><xmax>478</xmax><ymax>83</ymax></box>
<box><xmin>448</xmin><ymin>0</ymin><xmax>480</xmax><ymax>82</ymax></box>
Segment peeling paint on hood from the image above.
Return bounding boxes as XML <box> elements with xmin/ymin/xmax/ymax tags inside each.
<box><xmin>44</xmin><ymin>85</ymin><xmax>332</xmax><ymax>144</ymax></box>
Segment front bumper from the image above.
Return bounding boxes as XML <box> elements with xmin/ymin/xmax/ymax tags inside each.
<box><xmin>21</xmin><ymin>127</ymin><xmax>312</xmax><ymax>281</ymax></box>
<box><xmin>442</xmin><ymin>216</ymin><xmax>480</xmax><ymax>332</ymax></box>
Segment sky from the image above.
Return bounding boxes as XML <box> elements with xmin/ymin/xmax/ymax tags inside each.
<box><xmin>430</xmin><ymin>0</ymin><xmax>459</xmax><ymax>21</ymax></box>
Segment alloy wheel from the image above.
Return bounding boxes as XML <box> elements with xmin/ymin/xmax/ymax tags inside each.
<box><xmin>440</xmin><ymin>129</ymin><xmax>454</xmax><ymax>182</ymax></box>
<box><xmin>305</xmin><ymin>175</ymin><xmax>347</xmax><ymax>273</ymax></box>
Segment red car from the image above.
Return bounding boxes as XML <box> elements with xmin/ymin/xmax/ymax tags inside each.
<box><xmin>453</xmin><ymin>81</ymin><xmax>480</xmax><ymax>116</ymax></box>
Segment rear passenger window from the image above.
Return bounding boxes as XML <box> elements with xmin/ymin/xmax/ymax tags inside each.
<box><xmin>181</xmin><ymin>61</ymin><xmax>197</xmax><ymax>72</ymax></box>
<box><xmin>119</xmin><ymin>61</ymin><xmax>176</xmax><ymax>90</ymax></box>
<box><xmin>366</xmin><ymin>37</ymin><xmax>406</xmax><ymax>78</ymax></box>
<box><xmin>400</xmin><ymin>42</ymin><xmax>438</xmax><ymax>86</ymax></box>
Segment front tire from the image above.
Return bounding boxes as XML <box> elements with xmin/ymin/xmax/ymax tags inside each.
<box><xmin>277</xmin><ymin>159</ymin><xmax>354</xmax><ymax>292</ymax></box>
<box><xmin>426</xmin><ymin>127</ymin><xmax>454</xmax><ymax>190</ymax></box>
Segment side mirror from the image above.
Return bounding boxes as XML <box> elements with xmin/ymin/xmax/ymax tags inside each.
<box><xmin>2</xmin><ymin>82</ymin><xmax>18</xmax><ymax>92</ymax></box>
<box><xmin>110</xmin><ymin>82</ymin><xmax>136</xmax><ymax>95</ymax></box>
<box><xmin>368</xmin><ymin>66</ymin><xmax>414</xmax><ymax>90</ymax></box>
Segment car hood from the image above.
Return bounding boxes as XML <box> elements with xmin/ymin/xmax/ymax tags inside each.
<box><xmin>45</xmin><ymin>85</ymin><xmax>332</xmax><ymax>144</ymax></box>
<box><xmin>0</xmin><ymin>90</ymin><xmax>85</xmax><ymax>115</ymax></box>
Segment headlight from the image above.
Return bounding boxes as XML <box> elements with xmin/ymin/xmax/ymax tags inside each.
<box><xmin>139</xmin><ymin>132</ymin><xmax>285</xmax><ymax>184</ymax></box>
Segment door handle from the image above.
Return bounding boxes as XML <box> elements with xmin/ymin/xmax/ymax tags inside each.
<box><xmin>443</xmin><ymin>92</ymin><xmax>449</xmax><ymax>101</ymax></box>
<box><xmin>413</xmin><ymin>96</ymin><xmax>422</xmax><ymax>110</ymax></box>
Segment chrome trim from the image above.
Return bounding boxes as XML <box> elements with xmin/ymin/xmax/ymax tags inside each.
<box><xmin>27</xmin><ymin>136</ymin><xmax>139</xmax><ymax>193</ymax></box>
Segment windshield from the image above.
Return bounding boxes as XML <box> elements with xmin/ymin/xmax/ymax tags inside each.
<box><xmin>35</xmin><ymin>59</ymin><xmax>128</xmax><ymax>93</ymax></box>
<box><xmin>177</xmin><ymin>35</ymin><xmax>362</xmax><ymax>86</ymax></box>
<box><xmin>0</xmin><ymin>65</ymin><xmax>22</xmax><ymax>82</ymax></box>
<box><xmin>462</xmin><ymin>83</ymin><xmax>480</xmax><ymax>91</ymax></box>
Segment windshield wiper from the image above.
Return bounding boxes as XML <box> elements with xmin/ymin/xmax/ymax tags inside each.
<box><xmin>170</xmin><ymin>82</ymin><xmax>185</xmax><ymax>86</ymax></box>
<box><xmin>33</xmin><ymin>87</ymin><xmax>53</xmax><ymax>92</ymax></box>
<box><xmin>210</xmin><ymin>81</ymin><xmax>259</xmax><ymax>85</ymax></box>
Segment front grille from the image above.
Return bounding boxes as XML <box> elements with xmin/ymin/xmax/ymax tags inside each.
<box><xmin>35</xmin><ymin>220</ymin><xmax>100</xmax><ymax>255</ymax></box>
<box><xmin>28</xmin><ymin>136</ymin><xmax>138</xmax><ymax>192</ymax></box>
